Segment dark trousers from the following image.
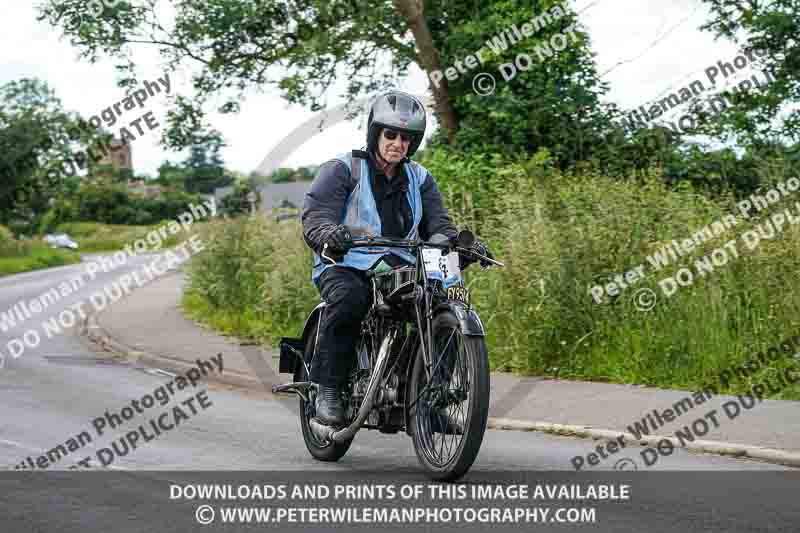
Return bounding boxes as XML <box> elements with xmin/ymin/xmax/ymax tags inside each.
<box><xmin>310</xmin><ymin>266</ymin><xmax>372</xmax><ymax>388</ymax></box>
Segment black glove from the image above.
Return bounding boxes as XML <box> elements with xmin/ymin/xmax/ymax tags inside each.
<box><xmin>461</xmin><ymin>239</ymin><xmax>493</xmax><ymax>268</ymax></box>
<box><xmin>320</xmin><ymin>224</ymin><xmax>351</xmax><ymax>256</ymax></box>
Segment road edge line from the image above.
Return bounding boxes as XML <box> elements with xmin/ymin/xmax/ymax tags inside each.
<box><xmin>488</xmin><ymin>418</ymin><xmax>800</xmax><ymax>468</ymax></box>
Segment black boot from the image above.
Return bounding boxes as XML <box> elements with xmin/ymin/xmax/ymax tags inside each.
<box><xmin>314</xmin><ymin>384</ymin><xmax>345</xmax><ymax>427</ymax></box>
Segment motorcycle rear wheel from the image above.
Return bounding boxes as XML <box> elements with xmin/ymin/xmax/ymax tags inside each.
<box><xmin>296</xmin><ymin>333</ymin><xmax>354</xmax><ymax>462</ymax></box>
<box><xmin>408</xmin><ymin>310</ymin><xmax>490</xmax><ymax>481</ymax></box>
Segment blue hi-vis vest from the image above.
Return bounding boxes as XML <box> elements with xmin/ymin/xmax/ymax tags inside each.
<box><xmin>311</xmin><ymin>151</ymin><xmax>427</xmax><ymax>284</ymax></box>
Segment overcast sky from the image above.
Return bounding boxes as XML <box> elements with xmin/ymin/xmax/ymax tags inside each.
<box><xmin>1</xmin><ymin>0</ymin><xmax>755</xmax><ymax>178</ymax></box>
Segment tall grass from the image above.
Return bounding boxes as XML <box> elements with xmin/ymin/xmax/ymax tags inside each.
<box><xmin>183</xmin><ymin>217</ymin><xmax>319</xmax><ymax>343</ymax></box>
<box><xmin>182</xmin><ymin>164</ymin><xmax>800</xmax><ymax>399</ymax></box>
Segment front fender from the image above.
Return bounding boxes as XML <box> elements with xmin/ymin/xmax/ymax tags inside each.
<box><xmin>434</xmin><ymin>302</ymin><xmax>485</xmax><ymax>336</ymax></box>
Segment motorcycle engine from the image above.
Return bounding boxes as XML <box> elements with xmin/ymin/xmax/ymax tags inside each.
<box><xmin>344</xmin><ymin>372</ymin><xmax>400</xmax><ymax>427</ymax></box>
<box><xmin>345</xmin><ymin>373</ymin><xmax>369</xmax><ymax>423</ymax></box>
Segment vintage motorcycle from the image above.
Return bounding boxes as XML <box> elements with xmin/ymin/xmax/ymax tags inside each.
<box><xmin>272</xmin><ymin>231</ymin><xmax>502</xmax><ymax>481</ymax></box>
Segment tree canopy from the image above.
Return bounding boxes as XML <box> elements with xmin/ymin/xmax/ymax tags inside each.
<box><xmin>39</xmin><ymin>0</ymin><xmax>616</xmax><ymax>168</ymax></box>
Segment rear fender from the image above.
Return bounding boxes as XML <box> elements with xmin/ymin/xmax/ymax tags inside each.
<box><xmin>278</xmin><ymin>302</ymin><xmax>326</xmax><ymax>375</ymax></box>
<box><xmin>302</xmin><ymin>302</ymin><xmax>327</xmax><ymax>357</ymax></box>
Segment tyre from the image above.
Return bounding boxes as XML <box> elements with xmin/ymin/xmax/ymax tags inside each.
<box><xmin>296</xmin><ymin>332</ymin><xmax>354</xmax><ymax>462</ymax></box>
<box><xmin>408</xmin><ymin>310</ymin><xmax>490</xmax><ymax>481</ymax></box>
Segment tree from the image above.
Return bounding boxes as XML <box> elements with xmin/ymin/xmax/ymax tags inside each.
<box><xmin>696</xmin><ymin>0</ymin><xmax>800</xmax><ymax>147</ymax></box>
<box><xmin>0</xmin><ymin>78</ymin><xmax>93</xmax><ymax>228</ymax></box>
<box><xmin>424</xmin><ymin>1</ymin><xmax>615</xmax><ymax>168</ymax></box>
<box><xmin>154</xmin><ymin>161</ymin><xmax>188</xmax><ymax>190</ymax></box>
<box><xmin>38</xmin><ymin>0</ymin><xmax>611</xmax><ymax>161</ymax></box>
<box><xmin>182</xmin><ymin>134</ymin><xmax>233</xmax><ymax>194</ymax></box>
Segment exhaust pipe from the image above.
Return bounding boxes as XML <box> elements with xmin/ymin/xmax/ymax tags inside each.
<box><xmin>329</xmin><ymin>329</ymin><xmax>397</xmax><ymax>443</ymax></box>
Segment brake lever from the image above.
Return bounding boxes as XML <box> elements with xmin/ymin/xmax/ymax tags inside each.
<box><xmin>455</xmin><ymin>246</ymin><xmax>505</xmax><ymax>268</ymax></box>
<box><xmin>480</xmin><ymin>255</ymin><xmax>505</xmax><ymax>267</ymax></box>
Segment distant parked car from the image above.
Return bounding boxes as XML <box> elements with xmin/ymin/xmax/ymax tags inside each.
<box><xmin>44</xmin><ymin>233</ymin><xmax>79</xmax><ymax>250</ymax></box>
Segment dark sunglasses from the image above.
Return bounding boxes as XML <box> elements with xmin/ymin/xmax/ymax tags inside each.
<box><xmin>382</xmin><ymin>129</ymin><xmax>414</xmax><ymax>143</ymax></box>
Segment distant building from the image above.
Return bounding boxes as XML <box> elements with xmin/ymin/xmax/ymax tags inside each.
<box><xmin>96</xmin><ymin>138</ymin><xmax>133</xmax><ymax>171</ymax></box>
<box><xmin>257</xmin><ymin>182</ymin><xmax>310</xmax><ymax>211</ymax></box>
<box><xmin>88</xmin><ymin>137</ymin><xmax>133</xmax><ymax>184</ymax></box>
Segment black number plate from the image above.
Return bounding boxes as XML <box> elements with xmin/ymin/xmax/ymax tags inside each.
<box><xmin>447</xmin><ymin>286</ymin><xmax>470</xmax><ymax>305</ymax></box>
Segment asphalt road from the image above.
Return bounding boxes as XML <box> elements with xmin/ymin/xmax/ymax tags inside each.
<box><xmin>0</xmin><ymin>257</ymin><xmax>797</xmax><ymax>532</ymax></box>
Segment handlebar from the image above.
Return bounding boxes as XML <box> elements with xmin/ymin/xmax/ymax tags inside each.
<box><xmin>321</xmin><ymin>236</ymin><xmax>505</xmax><ymax>268</ymax></box>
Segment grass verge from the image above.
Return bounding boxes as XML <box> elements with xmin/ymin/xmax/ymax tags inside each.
<box><xmin>55</xmin><ymin>221</ymin><xmax>188</xmax><ymax>252</ymax></box>
<box><xmin>0</xmin><ymin>244</ymin><xmax>81</xmax><ymax>277</ymax></box>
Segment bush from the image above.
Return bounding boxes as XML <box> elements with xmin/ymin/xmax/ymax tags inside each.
<box><xmin>37</xmin><ymin>210</ymin><xmax>59</xmax><ymax>234</ymax></box>
<box><xmin>111</xmin><ymin>205</ymin><xmax>139</xmax><ymax>225</ymax></box>
<box><xmin>70</xmin><ymin>183</ymin><xmax>203</xmax><ymax>226</ymax></box>
<box><xmin>0</xmin><ymin>224</ymin><xmax>19</xmax><ymax>255</ymax></box>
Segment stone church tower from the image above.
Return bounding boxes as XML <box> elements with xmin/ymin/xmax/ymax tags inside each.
<box><xmin>96</xmin><ymin>138</ymin><xmax>133</xmax><ymax>171</ymax></box>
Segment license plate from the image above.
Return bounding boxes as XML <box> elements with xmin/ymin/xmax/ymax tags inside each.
<box><xmin>447</xmin><ymin>286</ymin><xmax>470</xmax><ymax>305</ymax></box>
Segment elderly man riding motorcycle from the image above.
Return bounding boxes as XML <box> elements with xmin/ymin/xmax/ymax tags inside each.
<box><xmin>301</xmin><ymin>90</ymin><xmax>492</xmax><ymax>429</ymax></box>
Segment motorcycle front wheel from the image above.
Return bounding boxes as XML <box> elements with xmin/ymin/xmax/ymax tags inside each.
<box><xmin>408</xmin><ymin>310</ymin><xmax>490</xmax><ymax>481</ymax></box>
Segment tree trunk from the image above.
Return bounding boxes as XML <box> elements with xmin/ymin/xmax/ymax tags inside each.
<box><xmin>392</xmin><ymin>0</ymin><xmax>459</xmax><ymax>143</ymax></box>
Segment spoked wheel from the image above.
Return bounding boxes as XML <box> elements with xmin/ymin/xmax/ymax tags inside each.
<box><xmin>296</xmin><ymin>334</ymin><xmax>353</xmax><ymax>462</ymax></box>
<box><xmin>408</xmin><ymin>310</ymin><xmax>490</xmax><ymax>481</ymax></box>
